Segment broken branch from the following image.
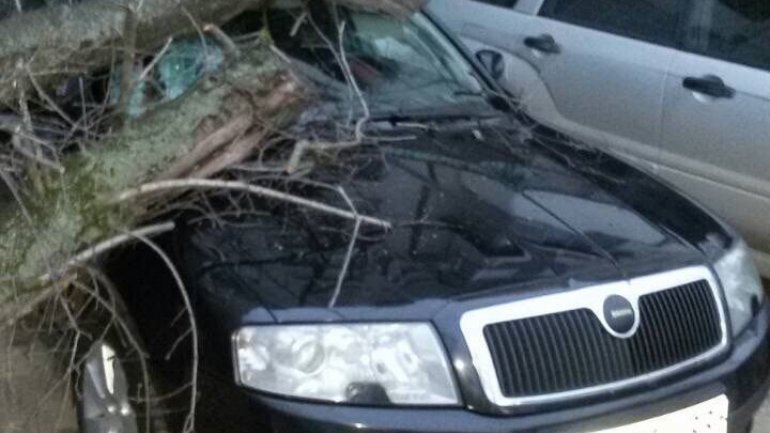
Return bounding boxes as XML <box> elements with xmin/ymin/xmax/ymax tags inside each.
<box><xmin>115</xmin><ymin>179</ymin><xmax>393</xmax><ymax>229</ymax></box>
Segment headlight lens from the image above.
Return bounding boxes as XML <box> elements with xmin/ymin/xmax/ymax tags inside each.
<box><xmin>234</xmin><ymin>323</ymin><xmax>459</xmax><ymax>405</ymax></box>
<box><xmin>713</xmin><ymin>240</ymin><xmax>765</xmax><ymax>335</ymax></box>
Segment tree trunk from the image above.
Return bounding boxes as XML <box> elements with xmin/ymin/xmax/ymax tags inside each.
<box><xmin>0</xmin><ymin>46</ymin><xmax>302</xmax><ymax>292</ymax></box>
<box><xmin>0</xmin><ymin>0</ymin><xmax>426</xmax><ymax>107</ymax></box>
<box><xmin>0</xmin><ymin>0</ymin><xmax>425</xmax><ymax>318</ymax></box>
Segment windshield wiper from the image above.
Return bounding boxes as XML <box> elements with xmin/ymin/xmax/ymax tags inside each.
<box><xmin>371</xmin><ymin>111</ymin><xmax>494</xmax><ymax>124</ymax></box>
<box><xmin>370</xmin><ymin>102</ymin><xmax>501</xmax><ymax>125</ymax></box>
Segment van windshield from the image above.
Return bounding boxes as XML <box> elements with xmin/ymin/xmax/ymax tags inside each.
<box><xmin>266</xmin><ymin>2</ymin><xmax>489</xmax><ymax>117</ymax></box>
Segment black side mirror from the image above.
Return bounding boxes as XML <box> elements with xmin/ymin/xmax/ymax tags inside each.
<box><xmin>476</xmin><ymin>49</ymin><xmax>504</xmax><ymax>81</ymax></box>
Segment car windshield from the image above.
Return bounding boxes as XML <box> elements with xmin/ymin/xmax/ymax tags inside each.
<box><xmin>266</xmin><ymin>1</ymin><xmax>489</xmax><ymax>118</ymax></box>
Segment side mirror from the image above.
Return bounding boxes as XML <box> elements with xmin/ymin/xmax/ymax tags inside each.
<box><xmin>476</xmin><ymin>49</ymin><xmax>504</xmax><ymax>81</ymax></box>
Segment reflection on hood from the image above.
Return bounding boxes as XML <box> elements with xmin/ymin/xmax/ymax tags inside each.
<box><xmin>177</xmin><ymin>121</ymin><xmax>714</xmax><ymax>312</ymax></box>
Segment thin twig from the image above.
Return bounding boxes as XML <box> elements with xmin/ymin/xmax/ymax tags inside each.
<box><xmin>204</xmin><ymin>23</ymin><xmax>241</xmax><ymax>59</ymax></box>
<box><xmin>25</xmin><ymin>66</ymin><xmax>77</xmax><ymax>127</ymax></box>
<box><xmin>14</xmin><ymin>59</ymin><xmax>45</xmax><ymax>192</ymax></box>
<box><xmin>117</xmin><ymin>1</ymin><xmax>139</xmax><ymax>122</ymax></box>
<box><xmin>176</xmin><ymin>1</ymin><xmax>209</xmax><ymax>60</ymax></box>
<box><xmin>115</xmin><ymin>179</ymin><xmax>392</xmax><ymax>229</ymax></box>
<box><xmin>40</xmin><ymin>222</ymin><xmax>176</xmax><ymax>284</ymax></box>
<box><xmin>337</xmin><ymin>20</ymin><xmax>370</xmax><ymax>141</ymax></box>
<box><xmin>128</xmin><ymin>233</ymin><xmax>198</xmax><ymax>433</ymax></box>
<box><xmin>0</xmin><ymin>167</ymin><xmax>32</xmax><ymax>221</ymax></box>
<box><xmin>329</xmin><ymin>186</ymin><xmax>363</xmax><ymax>307</ymax></box>
<box><xmin>0</xmin><ymin>223</ymin><xmax>174</xmax><ymax>326</ymax></box>
<box><xmin>138</xmin><ymin>37</ymin><xmax>174</xmax><ymax>82</ymax></box>
<box><xmin>11</xmin><ymin>131</ymin><xmax>65</xmax><ymax>173</ymax></box>
<box><xmin>164</xmin><ymin>327</ymin><xmax>192</xmax><ymax>361</ymax></box>
<box><xmin>70</xmin><ymin>275</ymin><xmax>152</xmax><ymax>433</ymax></box>
<box><xmin>57</xmin><ymin>295</ymin><xmax>89</xmax><ymax>340</ymax></box>
<box><xmin>285</xmin><ymin>19</ymin><xmax>370</xmax><ymax>173</ymax></box>
<box><xmin>329</xmin><ymin>218</ymin><xmax>362</xmax><ymax>308</ymax></box>
<box><xmin>88</xmin><ymin>267</ymin><xmax>152</xmax><ymax>433</ymax></box>
<box><xmin>0</xmin><ymin>272</ymin><xmax>72</xmax><ymax>332</ymax></box>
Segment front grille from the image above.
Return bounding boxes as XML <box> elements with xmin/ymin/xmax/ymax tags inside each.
<box><xmin>483</xmin><ymin>280</ymin><xmax>722</xmax><ymax>398</ymax></box>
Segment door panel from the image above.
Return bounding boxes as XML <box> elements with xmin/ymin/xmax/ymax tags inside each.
<box><xmin>661</xmin><ymin>55</ymin><xmax>770</xmax><ymax>259</ymax></box>
<box><xmin>429</xmin><ymin>0</ymin><xmax>678</xmax><ymax>171</ymax></box>
<box><xmin>530</xmin><ymin>17</ymin><xmax>675</xmax><ymax>162</ymax></box>
<box><xmin>662</xmin><ymin>55</ymin><xmax>770</xmax><ymax>192</ymax></box>
<box><xmin>660</xmin><ymin>0</ymin><xmax>770</xmax><ymax>265</ymax></box>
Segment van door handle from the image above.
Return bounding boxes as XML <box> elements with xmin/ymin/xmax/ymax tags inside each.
<box><xmin>524</xmin><ymin>34</ymin><xmax>561</xmax><ymax>54</ymax></box>
<box><xmin>682</xmin><ymin>75</ymin><xmax>735</xmax><ymax>99</ymax></box>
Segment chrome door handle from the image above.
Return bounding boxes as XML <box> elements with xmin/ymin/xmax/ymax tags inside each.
<box><xmin>683</xmin><ymin>75</ymin><xmax>735</xmax><ymax>99</ymax></box>
<box><xmin>523</xmin><ymin>34</ymin><xmax>561</xmax><ymax>54</ymax></box>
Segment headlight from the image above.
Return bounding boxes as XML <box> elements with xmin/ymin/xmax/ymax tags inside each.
<box><xmin>713</xmin><ymin>240</ymin><xmax>765</xmax><ymax>335</ymax></box>
<box><xmin>234</xmin><ymin>323</ymin><xmax>459</xmax><ymax>405</ymax></box>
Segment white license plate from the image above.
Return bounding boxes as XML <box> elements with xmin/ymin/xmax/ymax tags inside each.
<box><xmin>590</xmin><ymin>395</ymin><xmax>728</xmax><ymax>433</ymax></box>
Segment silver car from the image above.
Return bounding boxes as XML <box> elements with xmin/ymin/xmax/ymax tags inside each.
<box><xmin>429</xmin><ymin>0</ymin><xmax>770</xmax><ymax>277</ymax></box>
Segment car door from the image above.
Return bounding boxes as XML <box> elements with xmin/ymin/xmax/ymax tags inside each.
<box><xmin>429</xmin><ymin>0</ymin><xmax>682</xmax><ymax>172</ymax></box>
<box><xmin>427</xmin><ymin>0</ymin><xmax>556</xmax><ymax>101</ymax></box>
<box><xmin>658</xmin><ymin>0</ymin><xmax>770</xmax><ymax>274</ymax></box>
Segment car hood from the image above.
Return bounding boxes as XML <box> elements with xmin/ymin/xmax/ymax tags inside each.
<box><xmin>177</xmin><ymin>118</ymin><xmax>728</xmax><ymax>323</ymax></box>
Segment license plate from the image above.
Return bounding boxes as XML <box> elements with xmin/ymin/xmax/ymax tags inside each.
<box><xmin>590</xmin><ymin>395</ymin><xmax>728</xmax><ymax>433</ymax></box>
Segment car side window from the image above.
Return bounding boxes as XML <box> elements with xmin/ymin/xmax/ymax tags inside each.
<box><xmin>540</xmin><ymin>0</ymin><xmax>681</xmax><ymax>46</ymax></box>
<box><xmin>683</xmin><ymin>0</ymin><xmax>770</xmax><ymax>71</ymax></box>
<box><xmin>470</xmin><ymin>0</ymin><xmax>519</xmax><ymax>8</ymax></box>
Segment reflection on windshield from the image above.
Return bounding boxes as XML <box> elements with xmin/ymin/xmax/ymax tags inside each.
<box><xmin>107</xmin><ymin>2</ymin><xmax>487</xmax><ymax>119</ymax></box>
<box><xmin>268</xmin><ymin>3</ymin><xmax>485</xmax><ymax>116</ymax></box>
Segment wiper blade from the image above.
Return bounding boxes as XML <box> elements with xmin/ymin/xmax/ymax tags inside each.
<box><xmin>371</xmin><ymin>111</ymin><xmax>492</xmax><ymax>124</ymax></box>
<box><xmin>371</xmin><ymin>104</ymin><xmax>500</xmax><ymax>124</ymax></box>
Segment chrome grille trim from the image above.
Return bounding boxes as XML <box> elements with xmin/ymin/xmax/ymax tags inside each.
<box><xmin>459</xmin><ymin>266</ymin><xmax>729</xmax><ymax>406</ymax></box>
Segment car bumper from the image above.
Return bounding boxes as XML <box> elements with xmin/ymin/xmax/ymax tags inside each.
<box><xmin>214</xmin><ymin>303</ymin><xmax>770</xmax><ymax>433</ymax></box>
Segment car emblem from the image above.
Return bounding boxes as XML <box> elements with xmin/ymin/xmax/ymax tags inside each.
<box><xmin>602</xmin><ymin>295</ymin><xmax>637</xmax><ymax>335</ymax></box>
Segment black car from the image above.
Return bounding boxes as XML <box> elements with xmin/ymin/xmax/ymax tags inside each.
<box><xmin>78</xmin><ymin>2</ymin><xmax>770</xmax><ymax>433</ymax></box>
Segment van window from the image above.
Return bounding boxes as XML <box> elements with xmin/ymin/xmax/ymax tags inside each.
<box><xmin>540</xmin><ymin>0</ymin><xmax>681</xmax><ymax>46</ymax></box>
<box><xmin>683</xmin><ymin>0</ymin><xmax>770</xmax><ymax>71</ymax></box>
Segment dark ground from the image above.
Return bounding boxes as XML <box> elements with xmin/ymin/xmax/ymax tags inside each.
<box><xmin>0</xmin><ymin>327</ymin><xmax>76</xmax><ymax>433</ymax></box>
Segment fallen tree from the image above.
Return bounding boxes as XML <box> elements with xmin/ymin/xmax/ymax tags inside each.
<box><xmin>0</xmin><ymin>0</ymin><xmax>425</xmax><ymax>106</ymax></box>
<box><xmin>0</xmin><ymin>0</ymin><xmax>424</xmax><ymax>430</ymax></box>
<box><xmin>0</xmin><ymin>49</ymin><xmax>302</xmax><ymax>319</ymax></box>
<box><xmin>0</xmin><ymin>0</ymin><xmax>259</xmax><ymax>107</ymax></box>
<box><xmin>0</xmin><ymin>0</ymin><xmax>424</xmax><ymax>318</ymax></box>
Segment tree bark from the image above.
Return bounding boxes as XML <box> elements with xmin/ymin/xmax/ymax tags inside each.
<box><xmin>0</xmin><ymin>0</ymin><xmax>426</xmax><ymax>315</ymax></box>
<box><xmin>0</xmin><ymin>0</ymin><xmax>262</xmax><ymax>107</ymax></box>
<box><xmin>0</xmin><ymin>46</ymin><xmax>302</xmax><ymax>290</ymax></box>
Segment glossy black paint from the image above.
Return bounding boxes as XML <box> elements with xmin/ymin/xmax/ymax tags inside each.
<box><xmin>115</xmin><ymin>295</ymin><xmax>769</xmax><ymax>433</ymax></box>
<box><xmin>238</xmin><ymin>305</ymin><xmax>770</xmax><ymax>433</ymax></box>
<box><xmin>114</xmin><ymin>115</ymin><xmax>743</xmax><ymax>419</ymax></box>
<box><xmin>177</xmin><ymin>119</ymin><xmax>725</xmax><ymax>317</ymax></box>
<box><xmin>106</xmin><ymin>7</ymin><xmax>767</xmax><ymax>433</ymax></box>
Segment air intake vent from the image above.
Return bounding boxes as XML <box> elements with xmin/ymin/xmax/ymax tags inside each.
<box><xmin>483</xmin><ymin>280</ymin><xmax>722</xmax><ymax>398</ymax></box>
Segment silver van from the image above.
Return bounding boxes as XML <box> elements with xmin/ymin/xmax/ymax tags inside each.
<box><xmin>429</xmin><ymin>0</ymin><xmax>770</xmax><ymax>276</ymax></box>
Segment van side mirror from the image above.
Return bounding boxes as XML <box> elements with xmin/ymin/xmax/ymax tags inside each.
<box><xmin>476</xmin><ymin>49</ymin><xmax>504</xmax><ymax>81</ymax></box>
